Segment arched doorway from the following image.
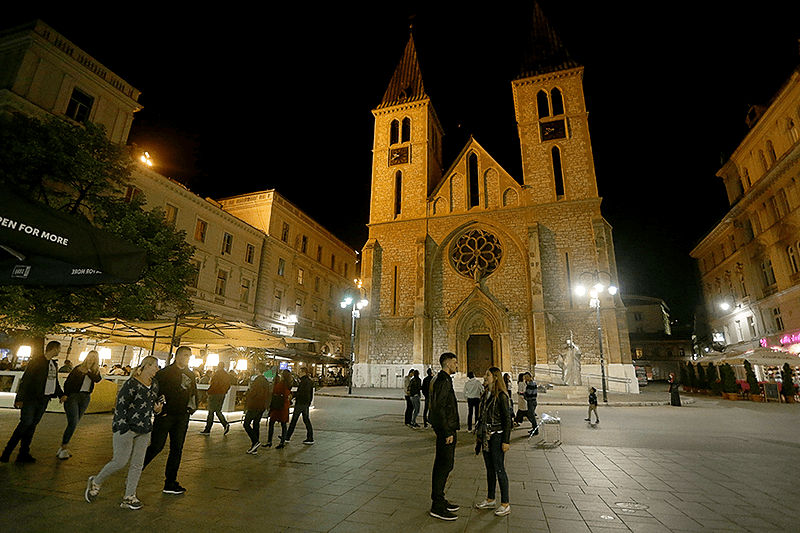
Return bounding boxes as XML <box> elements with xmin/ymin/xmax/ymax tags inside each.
<box><xmin>467</xmin><ymin>334</ymin><xmax>493</xmax><ymax>376</ymax></box>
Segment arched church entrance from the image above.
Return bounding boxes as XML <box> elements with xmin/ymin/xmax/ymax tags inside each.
<box><xmin>466</xmin><ymin>334</ymin><xmax>493</xmax><ymax>376</ymax></box>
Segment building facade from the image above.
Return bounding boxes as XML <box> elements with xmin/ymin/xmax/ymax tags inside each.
<box><xmin>692</xmin><ymin>64</ymin><xmax>800</xmax><ymax>354</ymax></box>
<box><xmin>356</xmin><ymin>6</ymin><xmax>635</xmax><ymax>391</ymax></box>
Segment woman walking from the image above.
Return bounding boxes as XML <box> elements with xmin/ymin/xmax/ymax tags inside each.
<box><xmin>265</xmin><ymin>369</ymin><xmax>292</xmax><ymax>449</ymax></box>
<box><xmin>58</xmin><ymin>350</ymin><xmax>102</xmax><ymax>459</ymax></box>
<box><xmin>85</xmin><ymin>356</ymin><xmax>163</xmax><ymax>510</ymax></box>
<box><xmin>474</xmin><ymin>366</ymin><xmax>512</xmax><ymax>517</ymax></box>
<box><xmin>668</xmin><ymin>373</ymin><xmax>681</xmax><ymax>407</ymax></box>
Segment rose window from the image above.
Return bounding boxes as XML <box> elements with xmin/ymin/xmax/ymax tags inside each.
<box><xmin>451</xmin><ymin>229</ymin><xmax>503</xmax><ymax>279</ymax></box>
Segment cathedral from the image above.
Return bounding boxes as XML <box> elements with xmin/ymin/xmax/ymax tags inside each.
<box><xmin>354</xmin><ymin>5</ymin><xmax>635</xmax><ymax>391</ymax></box>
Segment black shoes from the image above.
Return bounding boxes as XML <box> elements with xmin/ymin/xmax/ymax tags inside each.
<box><xmin>163</xmin><ymin>482</ymin><xmax>186</xmax><ymax>494</ymax></box>
<box><xmin>430</xmin><ymin>508</ymin><xmax>457</xmax><ymax>521</ymax></box>
<box><xmin>15</xmin><ymin>454</ymin><xmax>36</xmax><ymax>463</ymax></box>
<box><xmin>445</xmin><ymin>500</ymin><xmax>459</xmax><ymax>512</ymax></box>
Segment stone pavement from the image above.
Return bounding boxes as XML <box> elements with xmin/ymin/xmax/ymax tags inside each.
<box><xmin>0</xmin><ymin>387</ymin><xmax>797</xmax><ymax>533</ymax></box>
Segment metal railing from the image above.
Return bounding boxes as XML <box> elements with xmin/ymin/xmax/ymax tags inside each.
<box><xmin>536</xmin><ymin>367</ymin><xmax>634</xmax><ymax>393</ymax></box>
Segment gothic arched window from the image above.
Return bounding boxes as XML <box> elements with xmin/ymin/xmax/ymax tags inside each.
<box><xmin>537</xmin><ymin>90</ymin><xmax>549</xmax><ymax>119</ymax></box>
<box><xmin>468</xmin><ymin>152</ymin><xmax>480</xmax><ymax>208</ymax></box>
<box><xmin>551</xmin><ymin>88</ymin><xmax>564</xmax><ymax>115</ymax></box>
<box><xmin>394</xmin><ymin>171</ymin><xmax>402</xmax><ymax>217</ymax></box>
<box><xmin>789</xmin><ymin>118</ymin><xmax>799</xmax><ymax>143</ymax></box>
<box><xmin>390</xmin><ymin>120</ymin><xmax>399</xmax><ymax>145</ymax></box>
<box><xmin>552</xmin><ymin>146</ymin><xmax>565</xmax><ymax>199</ymax></box>
<box><xmin>401</xmin><ymin>118</ymin><xmax>411</xmax><ymax>142</ymax></box>
<box><xmin>767</xmin><ymin>140</ymin><xmax>776</xmax><ymax>165</ymax></box>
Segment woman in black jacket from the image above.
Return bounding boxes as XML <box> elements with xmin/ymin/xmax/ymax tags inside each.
<box><xmin>474</xmin><ymin>366</ymin><xmax>512</xmax><ymax>516</ymax></box>
<box><xmin>58</xmin><ymin>350</ymin><xmax>102</xmax><ymax>459</ymax></box>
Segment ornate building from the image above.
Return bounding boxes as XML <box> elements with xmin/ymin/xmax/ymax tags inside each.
<box><xmin>355</xmin><ymin>5</ymin><xmax>635</xmax><ymax>390</ymax></box>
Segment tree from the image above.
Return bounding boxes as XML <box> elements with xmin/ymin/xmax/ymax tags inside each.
<box><xmin>781</xmin><ymin>363</ymin><xmax>797</xmax><ymax>398</ymax></box>
<box><xmin>744</xmin><ymin>360</ymin><xmax>760</xmax><ymax>397</ymax></box>
<box><xmin>0</xmin><ymin>114</ymin><xmax>195</xmax><ymax>335</ymax></box>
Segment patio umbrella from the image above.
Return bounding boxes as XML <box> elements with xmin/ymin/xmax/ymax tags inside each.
<box><xmin>0</xmin><ymin>190</ymin><xmax>146</xmax><ymax>285</ymax></box>
<box><xmin>717</xmin><ymin>347</ymin><xmax>800</xmax><ymax>367</ymax></box>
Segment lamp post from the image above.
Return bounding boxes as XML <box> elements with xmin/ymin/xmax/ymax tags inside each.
<box><xmin>341</xmin><ymin>286</ymin><xmax>368</xmax><ymax>395</ymax></box>
<box><xmin>575</xmin><ymin>270</ymin><xmax>617</xmax><ymax>403</ymax></box>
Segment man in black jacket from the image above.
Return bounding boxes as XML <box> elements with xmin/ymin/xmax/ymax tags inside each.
<box><xmin>286</xmin><ymin>367</ymin><xmax>314</xmax><ymax>444</ymax></box>
<box><xmin>1</xmin><ymin>341</ymin><xmax>67</xmax><ymax>463</ymax></box>
<box><xmin>143</xmin><ymin>346</ymin><xmax>197</xmax><ymax>495</ymax></box>
<box><xmin>428</xmin><ymin>352</ymin><xmax>460</xmax><ymax>521</ymax></box>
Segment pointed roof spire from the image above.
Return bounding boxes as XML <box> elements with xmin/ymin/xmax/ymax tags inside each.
<box><xmin>516</xmin><ymin>2</ymin><xmax>579</xmax><ymax>79</ymax></box>
<box><xmin>376</xmin><ymin>32</ymin><xmax>428</xmax><ymax>109</ymax></box>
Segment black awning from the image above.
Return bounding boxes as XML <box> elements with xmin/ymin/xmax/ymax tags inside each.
<box><xmin>0</xmin><ymin>189</ymin><xmax>146</xmax><ymax>285</ymax></box>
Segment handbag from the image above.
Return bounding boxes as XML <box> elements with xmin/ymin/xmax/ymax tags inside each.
<box><xmin>269</xmin><ymin>391</ymin><xmax>285</xmax><ymax>411</ymax></box>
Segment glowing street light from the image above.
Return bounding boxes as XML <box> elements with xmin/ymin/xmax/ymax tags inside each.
<box><xmin>140</xmin><ymin>151</ymin><xmax>153</xmax><ymax>166</ymax></box>
<box><xmin>341</xmin><ymin>282</ymin><xmax>368</xmax><ymax>395</ymax></box>
<box><xmin>574</xmin><ymin>270</ymin><xmax>618</xmax><ymax>403</ymax></box>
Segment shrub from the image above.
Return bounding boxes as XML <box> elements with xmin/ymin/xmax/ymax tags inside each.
<box><xmin>781</xmin><ymin>363</ymin><xmax>797</xmax><ymax>397</ymax></box>
<box><xmin>744</xmin><ymin>360</ymin><xmax>760</xmax><ymax>396</ymax></box>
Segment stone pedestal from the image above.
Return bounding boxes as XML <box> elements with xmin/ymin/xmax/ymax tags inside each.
<box><xmin>564</xmin><ymin>385</ymin><xmax>588</xmax><ymax>400</ymax></box>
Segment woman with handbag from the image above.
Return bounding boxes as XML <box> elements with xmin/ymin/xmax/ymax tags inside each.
<box><xmin>474</xmin><ymin>367</ymin><xmax>512</xmax><ymax>517</ymax></box>
<box><xmin>265</xmin><ymin>369</ymin><xmax>292</xmax><ymax>449</ymax></box>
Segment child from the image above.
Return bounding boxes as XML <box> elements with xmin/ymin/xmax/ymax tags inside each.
<box><xmin>585</xmin><ymin>387</ymin><xmax>599</xmax><ymax>424</ymax></box>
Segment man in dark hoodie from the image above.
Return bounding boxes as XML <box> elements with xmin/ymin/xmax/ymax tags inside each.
<box><xmin>1</xmin><ymin>341</ymin><xmax>67</xmax><ymax>463</ymax></box>
<box><xmin>143</xmin><ymin>346</ymin><xmax>197</xmax><ymax>495</ymax></box>
<box><xmin>285</xmin><ymin>366</ymin><xmax>314</xmax><ymax>444</ymax></box>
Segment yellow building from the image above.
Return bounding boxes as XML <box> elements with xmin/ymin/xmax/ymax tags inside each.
<box><xmin>357</xmin><ymin>6</ymin><xmax>635</xmax><ymax>391</ymax></box>
<box><xmin>692</xmin><ymin>64</ymin><xmax>800</xmax><ymax>353</ymax></box>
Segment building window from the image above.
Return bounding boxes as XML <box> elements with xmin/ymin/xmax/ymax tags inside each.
<box><xmin>281</xmin><ymin>222</ymin><xmax>290</xmax><ymax>243</ymax></box>
<box><xmin>344</xmin><ymin>263</ymin><xmax>349</xmax><ymax>279</ymax></box>
<box><xmin>215</xmin><ymin>269</ymin><xmax>228</xmax><ymax>296</ymax></box>
<box><xmin>295</xmin><ymin>298</ymin><xmax>303</xmax><ymax>315</ymax></box>
<box><xmin>748</xmin><ymin>316</ymin><xmax>757</xmax><ymax>337</ymax></box>
<box><xmin>788</xmin><ymin>246</ymin><xmax>799</xmax><ymax>274</ymax></box>
<box><xmin>245</xmin><ymin>243</ymin><xmax>255</xmax><ymax>264</ymax></box>
<box><xmin>767</xmin><ymin>140</ymin><xmax>776</xmax><ymax>165</ymax></box>
<box><xmin>761</xmin><ymin>257</ymin><xmax>776</xmax><ymax>287</ymax></box>
<box><xmin>331</xmin><ymin>254</ymin><xmax>336</xmax><ymax>271</ymax></box>
<box><xmin>188</xmin><ymin>259</ymin><xmax>201</xmax><ymax>288</ymax></box>
<box><xmin>222</xmin><ymin>232</ymin><xmax>233</xmax><ymax>255</ymax></box>
<box><xmin>552</xmin><ymin>146</ymin><xmax>565</xmax><ymax>199</ymax></box>
<box><xmin>278</xmin><ymin>258</ymin><xmax>285</xmax><ymax>276</ymax></box>
<box><xmin>301</xmin><ymin>235</ymin><xmax>308</xmax><ymax>254</ymax></box>
<box><xmin>297</xmin><ymin>268</ymin><xmax>304</xmax><ymax>286</ymax></box>
<box><xmin>468</xmin><ymin>153</ymin><xmax>479</xmax><ymax>208</ymax></box>
<box><xmin>401</xmin><ymin>117</ymin><xmax>411</xmax><ymax>142</ymax></box>
<box><xmin>537</xmin><ymin>90</ymin><xmax>549</xmax><ymax>118</ymax></box>
<box><xmin>773</xmin><ymin>307</ymin><xmax>784</xmax><ymax>331</ymax></box>
<box><xmin>65</xmin><ymin>88</ymin><xmax>93</xmax><ymax>123</ymax></box>
<box><xmin>124</xmin><ymin>186</ymin><xmax>143</xmax><ymax>203</ymax></box>
<box><xmin>394</xmin><ymin>171</ymin><xmax>402</xmax><ymax>217</ymax></box>
<box><xmin>789</xmin><ymin>118</ymin><xmax>799</xmax><ymax>143</ymax></box>
<box><xmin>390</xmin><ymin>119</ymin><xmax>399</xmax><ymax>145</ymax></box>
<box><xmin>240</xmin><ymin>278</ymin><xmax>251</xmax><ymax>302</ymax></box>
<box><xmin>274</xmin><ymin>289</ymin><xmax>282</xmax><ymax>312</ymax></box>
<box><xmin>551</xmin><ymin>88</ymin><xmax>564</xmax><ymax>115</ymax></box>
<box><xmin>194</xmin><ymin>219</ymin><xmax>208</xmax><ymax>242</ymax></box>
<box><xmin>317</xmin><ymin>245</ymin><xmax>323</xmax><ymax>262</ymax></box>
<box><xmin>164</xmin><ymin>204</ymin><xmax>178</xmax><ymax>224</ymax></box>
<box><xmin>315</xmin><ymin>277</ymin><xmax>321</xmax><ymax>293</ymax></box>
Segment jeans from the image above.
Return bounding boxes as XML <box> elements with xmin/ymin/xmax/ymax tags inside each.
<box><xmin>422</xmin><ymin>396</ymin><xmax>430</xmax><ymax>426</ymax></box>
<box><xmin>527</xmin><ymin>405</ymin><xmax>537</xmax><ymax>429</ymax></box>
<box><xmin>404</xmin><ymin>396</ymin><xmax>413</xmax><ymax>424</ymax></box>
<box><xmin>62</xmin><ymin>392</ymin><xmax>91</xmax><ymax>446</ymax></box>
<box><xmin>483</xmin><ymin>432</ymin><xmax>509</xmax><ymax>504</ymax></box>
<box><xmin>95</xmin><ymin>430</ymin><xmax>150</xmax><ymax>498</ymax></box>
<box><xmin>466</xmin><ymin>397</ymin><xmax>480</xmax><ymax>430</ymax></box>
<box><xmin>268</xmin><ymin>418</ymin><xmax>287</xmax><ymax>445</ymax></box>
<box><xmin>203</xmin><ymin>394</ymin><xmax>228</xmax><ymax>432</ymax></box>
<box><xmin>243</xmin><ymin>410</ymin><xmax>264</xmax><ymax>445</ymax></box>
<box><xmin>410</xmin><ymin>395</ymin><xmax>421</xmax><ymax>425</ymax></box>
<box><xmin>431</xmin><ymin>429</ymin><xmax>456</xmax><ymax>510</ymax></box>
<box><xmin>3</xmin><ymin>399</ymin><xmax>48</xmax><ymax>457</ymax></box>
<box><xmin>286</xmin><ymin>404</ymin><xmax>313</xmax><ymax>441</ymax></box>
<box><xmin>143</xmin><ymin>412</ymin><xmax>189</xmax><ymax>484</ymax></box>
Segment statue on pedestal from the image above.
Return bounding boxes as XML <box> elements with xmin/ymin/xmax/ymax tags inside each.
<box><xmin>556</xmin><ymin>338</ymin><xmax>582</xmax><ymax>386</ymax></box>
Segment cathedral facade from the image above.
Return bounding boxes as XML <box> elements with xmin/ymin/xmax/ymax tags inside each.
<box><xmin>354</xmin><ymin>7</ymin><xmax>635</xmax><ymax>391</ymax></box>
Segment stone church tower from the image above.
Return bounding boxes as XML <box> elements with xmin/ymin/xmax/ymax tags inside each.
<box><xmin>356</xmin><ymin>5</ymin><xmax>635</xmax><ymax>391</ymax></box>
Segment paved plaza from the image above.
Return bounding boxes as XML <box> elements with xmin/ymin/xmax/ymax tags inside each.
<box><xmin>1</xmin><ymin>386</ymin><xmax>798</xmax><ymax>532</ymax></box>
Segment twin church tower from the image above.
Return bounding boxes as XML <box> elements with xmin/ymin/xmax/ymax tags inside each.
<box><xmin>355</xmin><ymin>4</ymin><xmax>635</xmax><ymax>390</ymax></box>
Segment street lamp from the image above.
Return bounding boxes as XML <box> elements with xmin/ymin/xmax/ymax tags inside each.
<box><xmin>341</xmin><ymin>283</ymin><xmax>368</xmax><ymax>395</ymax></box>
<box><xmin>574</xmin><ymin>270</ymin><xmax>617</xmax><ymax>403</ymax></box>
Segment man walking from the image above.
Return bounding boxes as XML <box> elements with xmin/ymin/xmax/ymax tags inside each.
<box><xmin>199</xmin><ymin>362</ymin><xmax>231</xmax><ymax>435</ymax></box>
<box><xmin>285</xmin><ymin>367</ymin><xmax>314</xmax><ymax>445</ymax></box>
<box><xmin>429</xmin><ymin>352</ymin><xmax>460</xmax><ymax>521</ymax></box>
<box><xmin>463</xmin><ymin>371</ymin><xmax>482</xmax><ymax>432</ymax></box>
<box><xmin>1</xmin><ymin>341</ymin><xmax>67</xmax><ymax>463</ymax></box>
<box><xmin>243</xmin><ymin>362</ymin><xmax>269</xmax><ymax>454</ymax></box>
<box><xmin>421</xmin><ymin>368</ymin><xmax>433</xmax><ymax>428</ymax></box>
<box><xmin>143</xmin><ymin>346</ymin><xmax>197</xmax><ymax>494</ymax></box>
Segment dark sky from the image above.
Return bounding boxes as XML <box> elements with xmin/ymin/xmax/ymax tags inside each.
<box><xmin>6</xmin><ymin>3</ymin><xmax>800</xmax><ymax>324</ymax></box>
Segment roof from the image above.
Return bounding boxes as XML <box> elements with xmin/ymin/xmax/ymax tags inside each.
<box><xmin>375</xmin><ymin>34</ymin><xmax>428</xmax><ymax>109</ymax></box>
<box><xmin>516</xmin><ymin>2</ymin><xmax>580</xmax><ymax>79</ymax></box>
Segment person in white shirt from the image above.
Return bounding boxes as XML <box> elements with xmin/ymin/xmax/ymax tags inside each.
<box><xmin>464</xmin><ymin>372</ymin><xmax>484</xmax><ymax>432</ymax></box>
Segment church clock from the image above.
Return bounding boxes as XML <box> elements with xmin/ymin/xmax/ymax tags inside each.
<box><xmin>540</xmin><ymin>119</ymin><xmax>566</xmax><ymax>141</ymax></box>
<box><xmin>389</xmin><ymin>146</ymin><xmax>409</xmax><ymax>165</ymax></box>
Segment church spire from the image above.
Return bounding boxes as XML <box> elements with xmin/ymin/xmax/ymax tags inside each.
<box><xmin>376</xmin><ymin>33</ymin><xmax>428</xmax><ymax>109</ymax></box>
<box><xmin>516</xmin><ymin>2</ymin><xmax>579</xmax><ymax>79</ymax></box>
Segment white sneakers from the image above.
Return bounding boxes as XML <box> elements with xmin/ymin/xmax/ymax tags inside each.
<box><xmin>495</xmin><ymin>504</ymin><xmax>511</xmax><ymax>516</ymax></box>
<box><xmin>56</xmin><ymin>447</ymin><xmax>71</xmax><ymax>460</ymax></box>
<box><xmin>475</xmin><ymin>499</ymin><xmax>511</xmax><ymax>516</ymax></box>
<box><xmin>475</xmin><ymin>499</ymin><xmax>496</xmax><ymax>509</ymax></box>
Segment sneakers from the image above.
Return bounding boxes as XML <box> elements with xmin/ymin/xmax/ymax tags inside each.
<box><xmin>120</xmin><ymin>495</ymin><xmax>143</xmax><ymax>510</ymax></box>
<box><xmin>262</xmin><ymin>442</ymin><xmax>272</xmax><ymax>448</ymax></box>
<box><xmin>429</xmin><ymin>508</ymin><xmax>458</xmax><ymax>521</ymax></box>
<box><xmin>445</xmin><ymin>500</ymin><xmax>459</xmax><ymax>512</ymax></box>
<box><xmin>275</xmin><ymin>443</ymin><xmax>285</xmax><ymax>449</ymax></box>
<box><xmin>163</xmin><ymin>482</ymin><xmax>186</xmax><ymax>494</ymax></box>
<box><xmin>85</xmin><ymin>476</ymin><xmax>100</xmax><ymax>503</ymax></box>
<box><xmin>247</xmin><ymin>442</ymin><xmax>260</xmax><ymax>454</ymax></box>
<box><xmin>584</xmin><ymin>418</ymin><xmax>591</xmax><ymax>421</ymax></box>
<box><xmin>475</xmin><ymin>499</ymin><xmax>496</xmax><ymax>509</ymax></box>
<box><xmin>302</xmin><ymin>439</ymin><xmax>314</xmax><ymax>445</ymax></box>
<box><xmin>223</xmin><ymin>424</ymin><xmax>231</xmax><ymax>435</ymax></box>
<box><xmin>15</xmin><ymin>453</ymin><xmax>35</xmax><ymax>463</ymax></box>
<box><xmin>198</xmin><ymin>430</ymin><xmax>211</xmax><ymax>435</ymax></box>
<box><xmin>495</xmin><ymin>504</ymin><xmax>511</xmax><ymax>516</ymax></box>
<box><xmin>57</xmin><ymin>447</ymin><xmax>72</xmax><ymax>459</ymax></box>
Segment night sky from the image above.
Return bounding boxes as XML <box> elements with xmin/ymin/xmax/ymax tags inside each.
<box><xmin>5</xmin><ymin>3</ymin><xmax>800</xmax><ymax>324</ymax></box>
